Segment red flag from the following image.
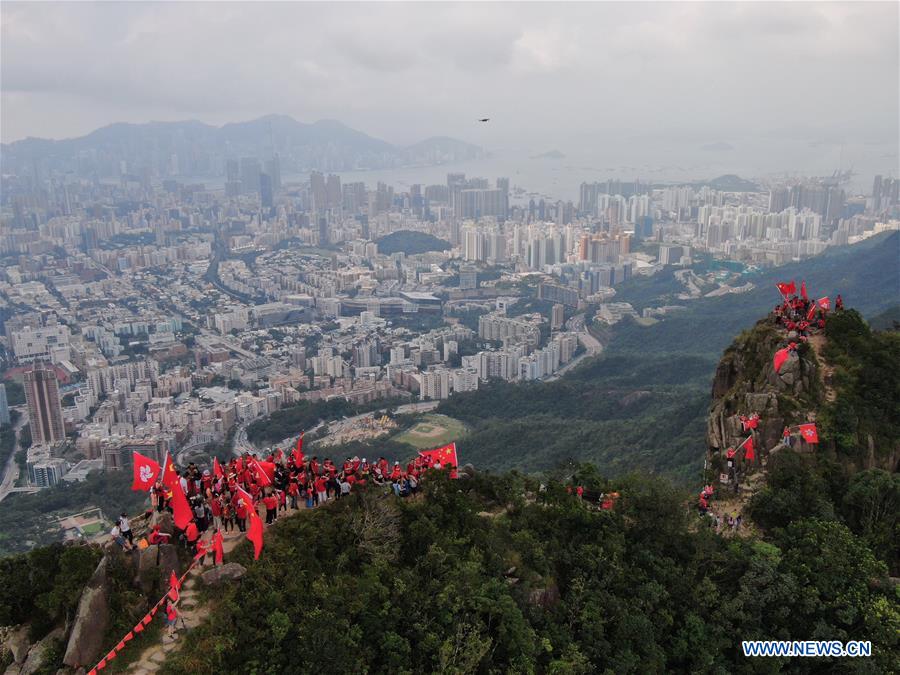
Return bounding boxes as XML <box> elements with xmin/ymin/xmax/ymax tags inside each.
<box><xmin>247</xmin><ymin>510</ymin><xmax>264</xmax><ymax>560</ymax></box>
<box><xmin>161</xmin><ymin>451</ymin><xmax>178</xmax><ymax>489</ymax></box>
<box><xmin>169</xmin><ymin>479</ymin><xmax>194</xmax><ymax>530</ymax></box>
<box><xmin>419</xmin><ymin>442</ymin><xmax>459</xmax><ymax>468</ymax></box>
<box><xmin>193</xmin><ymin>539</ymin><xmax>208</xmax><ymax>561</ymax></box>
<box><xmin>806</xmin><ymin>304</ymin><xmax>816</xmax><ymax>321</ymax></box>
<box><xmin>776</xmin><ymin>280</ymin><xmax>796</xmax><ymax>297</ymax></box>
<box><xmin>292</xmin><ymin>433</ymin><xmax>305</xmax><ymax>468</ymax></box>
<box><xmin>248</xmin><ymin>457</ymin><xmax>274</xmax><ymax>486</ymax></box>
<box><xmin>773</xmin><ymin>347</ymin><xmax>791</xmax><ymax>373</ymax></box>
<box><xmin>800</xmin><ymin>280</ymin><xmax>808</xmax><ymax>301</ymax></box>
<box><xmin>213</xmin><ymin>456</ymin><xmax>224</xmax><ymax>480</ymax></box>
<box><xmin>213</xmin><ymin>530</ymin><xmax>224</xmax><ymax>565</ymax></box>
<box><xmin>818</xmin><ymin>297</ymin><xmax>831</xmax><ymax>311</ymax></box>
<box><xmin>168</xmin><ymin>570</ymin><xmax>180</xmax><ymax>601</ymax></box>
<box><xmin>798</xmin><ymin>423</ymin><xmax>819</xmax><ymax>444</ymax></box>
<box><xmin>131</xmin><ymin>452</ymin><xmax>161</xmax><ymax>491</ymax></box>
<box><xmin>739</xmin><ymin>436</ymin><xmax>755</xmax><ymax>462</ymax></box>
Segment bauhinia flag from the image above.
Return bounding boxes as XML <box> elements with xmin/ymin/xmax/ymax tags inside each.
<box><xmin>738</xmin><ymin>436</ymin><xmax>755</xmax><ymax>462</ymax></box>
<box><xmin>131</xmin><ymin>452</ymin><xmax>161</xmax><ymax>491</ymax></box>
<box><xmin>798</xmin><ymin>423</ymin><xmax>819</xmax><ymax>444</ymax></box>
<box><xmin>776</xmin><ymin>280</ymin><xmax>796</xmax><ymax>297</ymax></box>
<box><xmin>773</xmin><ymin>347</ymin><xmax>791</xmax><ymax>373</ymax></box>
<box><xmin>419</xmin><ymin>442</ymin><xmax>459</xmax><ymax>468</ymax></box>
<box><xmin>818</xmin><ymin>297</ymin><xmax>831</xmax><ymax>311</ymax></box>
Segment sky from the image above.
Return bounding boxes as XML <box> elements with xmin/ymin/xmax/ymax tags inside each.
<box><xmin>2</xmin><ymin>1</ymin><xmax>898</xmax><ymax>180</ymax></box>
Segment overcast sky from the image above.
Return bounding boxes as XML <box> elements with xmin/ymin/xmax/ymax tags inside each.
<box><xmin>2</xmin><ymin>1</ymin><xmax>898</xmax><ymax>159</ymax></box>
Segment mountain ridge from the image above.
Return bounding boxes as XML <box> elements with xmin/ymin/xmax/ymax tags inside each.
<box><xmin>1</xmin><ymin>115</ymin><xmax>485</xmax><ymax>175</ymax></box>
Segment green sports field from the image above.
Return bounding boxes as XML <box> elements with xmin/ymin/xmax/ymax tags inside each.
<box><xmin>393</xmin><ymin>414</ymin><xmax>467</xmax><ymax>450</ymax></box>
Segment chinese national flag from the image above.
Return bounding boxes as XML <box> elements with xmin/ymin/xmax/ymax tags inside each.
<box><xmin>212</xmin><ymin>457</ymin><xmax>224</xmax><ymax>480</ymax></box>
<box><xmin>419</xmin><ymin>442</ymin><xmax>459</xmax><ymax>468</ymax></box>
<box><xmin>161</xmin><ymin>452</ymin><xmax>178</xmax><ymax>489</ymax></box>
<box><xmin>798</xmin><ymin>423</ymin><xmax>819</xmax><ymax>444</ymax></box>
<box><xmin>169</xmin><ymin>479</ymin><xmax>194</xmax><ymax>530</ymax></box>
<box><xmin>739</xmin><ymin>436</ymin><xmax>755</xmax><ymax>462</ymax></box>
<box><xmin>807</xmin><ymin>304</ymin><xmax>816</xmax><ymax>321</ymax></box>
<box><xmin>776</xmin><ymin>280</ymin><xmax>796</xmax><ymax>297</ymax></box>
<box><xmin>818</xmin><ymin>297</ymin><xmax>831</xmax><ymax>311</ymax></box>
<box><xmin>131</xmin><ymin>452</ymin><xmax>161</xmax><ymax>491</ymax></box>
<box><xmin>800</xmin><ymin>280</ymin><xmax>808</xmax><ymax>301</ymax></box>
<box><xmin>249</xmin><ymin>458</ymin><xmax>274</xmax><ymax>486</ymax></box>
<box><xmin>292</xmin><ymin>433</ymin><xmax>305</xmax><ymax>468</ymax></box>
<box><xmin>168</xmin><ymin>570</ymin><xmax>180</xmax><ymax>601</ymax></box>
<box><xmin>773</xmin><ymin>347</ymin><xmax>791</xmax><ymax>373</ymax></box>
<box><xmin>213</xmin><ymin>530</ymin><xmax>224</xmax><ymax>565</ymax></box>
<box><xmin>247</xmin><ymin>510</ymin><xmax>264</xmax><ymax>560</ymax></box>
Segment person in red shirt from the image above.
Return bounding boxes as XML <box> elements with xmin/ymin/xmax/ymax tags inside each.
<box><xmin>314</xmin><ymin>476</ymin><xmax>328</xmax><ymax>506</ymax></box>
<box><xmin>390</xmin><ymin>462</ymin><xmax>402</xmax><ymax>481</ymax></box>
<box><xmin>165</xmin><ymin>598</ymin><xmax>179</xmax><ymax>640</ymax></box>
<box><xmin>234</xmin><ymin>496</ymin><xmax>248</xmax><ymax>532</ymax></box>
<box><xmin>287</xmin><ymin>481</ymin><xmax>299</xmax><ymax>510</ymax></box>
<box><xmin>263</xmin><ymin>491</ymin><xmax>278</xmax><ymax>524</ymax></box>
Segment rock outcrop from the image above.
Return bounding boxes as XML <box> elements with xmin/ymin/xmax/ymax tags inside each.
<box><xmin>63</xmin><ymin>557</ymin><xmax>110</xmax><ymax>669</ymax></box>
<box><xmin>134</xmin><ymin>543</ymin><xmax>180</xmax><ymax>594</ymax></box>
<box><xmin>201</xmin><ymin>562</ymin><xmax>246</xmax><ymax>586</ymax></box>
<box><xmin>3</xmin><ymin>625</ymin><xmax>31</xmax><ymax>665</ymax></box>
<box><xmin>20</xmin><ymin>627</ymin><xmax>64</xmax><ymax>675</ymax></box>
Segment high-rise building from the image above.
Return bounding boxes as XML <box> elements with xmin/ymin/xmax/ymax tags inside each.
<box><xmin>0</xmin><ymin>383</ymin><xmax>9</xmax><ymax>425</ymax></box>
<box><xmin>310</xmin><ymin>171</ymin><xmax>327</xmax><ymax>211</ymax></box>
<box><xmin>24</xmin><ymin>365</ymin><xmax>65</xmax><ymax>446</ymax></box>
<box><xmin>551</xmin><ymin>304</ymin><xmax>565</xmax><ymax>330</ymax></box>
<box><xmin>260</xmin><ymin>173</ymin><xmax>274</xmax><ymax>209</ymax></box>
<box><xmin>326</xmin><ymin>174</ymin><xmax>342</xmax><ymax>209</ymax></box>
<box><xmin>240</xmin><ymin>157</ymin><xmax>262</xmax><ymax>194</ymax></box>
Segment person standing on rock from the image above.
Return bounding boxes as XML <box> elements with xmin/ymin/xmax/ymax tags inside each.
<box><xmin>165</xmin><ymin>597</ymin><xmax>179</xmax><ymax>640</ymax></box>
<box><xmin>118</xmin><ymin>512</ymin><xmax>133</xmax><ymax>546</ymax></box>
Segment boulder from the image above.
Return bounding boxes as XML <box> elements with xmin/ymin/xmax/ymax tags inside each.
<box><xmin>4</xmin><ymin>626</ymin><xmax>31</xmax><ymax>664</ymax></box>
<box><xmin>148</xmin><ymin>510</ymin><xmax>175</xmax><ymax>536</ymax></box>
<box><xmin>63</xmin><ymin>558</ymin><xmax>110</xmax><ymax>669</ymax></box>
<box><xmin>20</xmin><ymin>627</ymin><xmax>64</xmax><ymax>675</ymax></box>
<box><xmin>527</xmin><ymin>583</ymin><xmax>560</xmax><ymax>609</ymax></box>
<box><xmin>201</xmin><ymin>563</ymin><xmax>246</xmax><ymax>586</ymax></box>
<box><xmin>134</xmin><ymin>544</ymin><xmax>180</xmax><ymax>594</ymax></box>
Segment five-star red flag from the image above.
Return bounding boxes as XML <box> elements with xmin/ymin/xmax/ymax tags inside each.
<box><xmin>776</xmin><ymin>280</ymin><xmax>796</xmax><ymax>297</ymax></box>
<box><xmin>798</xmin><ymin>423</ymin><xmax>819</xmax><ymax>444</ymax></box>
<box><xmin>739</xmin><ymin>435</ymin><xmax>755</xmax><ymax>462</ymax></box>
<box><xmin>800</xmin><ymin>280</ymin><xmax>808</xmax><ymax>301</ymax></box>
<box><xmin>807</xmin><ymin>303</ymin><xmax>817</xmax><ymax>321</ymax></box>
<box><xmin>818</xmin><ymin>297</ymin><xmax>831</xmax><ymax>311</ymax></box>
<box><xmin>247</xmin><ymin>509</ymin><xmax>264</xmax><ymax>560</ymax></box>
<box><xmin>161</xmin><ymin>451</ymin><xmax>178</xmax><ymax>489</ymax></box>
<box><xmin>169</xmin><ymin>479</ymin><xmax>194</xmax><ymax>530</ymax></box>
<box><xmin>131</xmin><ymin>452</ymin><xmax>161</xmax><ymax>491</ymax></box>
<box><xmin>212</xmin><ymin>456</ymin><xmax>224</xmax><ymax>480</ymax></box>
<box><xmin>773</xmin><ymin>347</ymin><xmax>791</xmax><ymax>373</ymax></box>
<box><xmin>248</xmin><ymin>457</ymin><xmax>274</xmax><ymax>486</ymax></box>
<box><xmin>419</xmin><ymin>442</ymin><xmax>459</xmax><ymax>468</ymax></box>
<box><xmin>292</xmin><ymin>432</ymin><xmax>305</xmax><ymax>468</ymax></box>
<box><xmin>213</xmin><ymin>530</ymin><xmax>224</xmax><ymax>565</ymax></box>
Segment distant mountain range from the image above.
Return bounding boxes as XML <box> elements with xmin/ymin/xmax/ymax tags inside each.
<box><xmin>1</xmin><ymin>115</ymin><xmax>485</xmax><ymax>178</ymax></box>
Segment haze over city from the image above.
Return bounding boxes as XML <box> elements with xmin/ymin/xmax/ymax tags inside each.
<box><xmin>3</xmin><ymin>2</ymin><xmax>898</xmax><ymax>189</ymax></box>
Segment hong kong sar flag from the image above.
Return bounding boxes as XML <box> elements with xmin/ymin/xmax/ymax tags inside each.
<box><xmin>798</xmin><ymin>423</ymin><xmax>819</xmax><ymax>444</ymax></box>
<box><xmin>131</xmin><ymin>452</ymin><xmax>161</xmax><ymax>491</ymax></box>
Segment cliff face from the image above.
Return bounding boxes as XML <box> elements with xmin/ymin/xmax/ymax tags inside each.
<box><xmin>707</xmin><ymin>318</ymin><xmax>822</xmax><ymax>462</ymax></box>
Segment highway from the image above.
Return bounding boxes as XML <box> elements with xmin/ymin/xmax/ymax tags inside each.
<box><xmin>0</xmin><ymin>407</ymin><xmax>29</xmax><ymax>502</ymax></box>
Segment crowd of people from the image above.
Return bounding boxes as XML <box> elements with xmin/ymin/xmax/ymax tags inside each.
<box><xmin>141</xmin><ymin>444</ymin><xmax>458</xmax><ymax>555</ymax></box>
<box><xmin>772</xmin><ymin>289</ymin><xmax>842</xmax><ymax>338</ymax></box>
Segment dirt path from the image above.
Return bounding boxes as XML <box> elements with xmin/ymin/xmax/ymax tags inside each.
<box><xmin>808</xmin><ymin>333</ymin><xmax>836</xmax><ymax>402</ymax></box>
<box><xmin>123</xmin><ymin>528</ymin><xmax>245</xmax><ymax>675</ymax></box>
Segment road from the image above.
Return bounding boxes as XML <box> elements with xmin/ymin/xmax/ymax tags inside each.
<box><xmin>545</xmin><ymin>314</ymin><xmax>603</xmax><ymax>382</ymax></box>
<box><xmin>0</xmin><ymin>407</ymin><xmax>29</xmax><ymax>502</ymax></box>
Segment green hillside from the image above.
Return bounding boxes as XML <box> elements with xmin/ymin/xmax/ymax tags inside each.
<box><xmin>375</xmin><ymin>230</ymin><xmax>451</xmax><ymax>255</ymax></box>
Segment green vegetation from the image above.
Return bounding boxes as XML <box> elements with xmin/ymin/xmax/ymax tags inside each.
<box><xmin>439</xmin><ymin>353</ymin><xmax>712</xmax><ymax>483</ymax></box>
<box><xmin>2</xmin><ymin>378</ymin><xmax>25</xmax><ymax>405</ymax></box>
<box><xmin>162</xmin><ymin>470</ymin><xmax>898</xmax><ymax>674</ymax></box>
<box><xmin>818</xmin><ymin>309</ymin><xmax>900</xmax><ymax>462</ymax></box>
<box><xmin>0</xmin><ymin>542</ymin><xmax>101</xmax><ymax>640</ymax></box>
<box><xmin>375</xmin><ymin>230</ymin><xmax>450</xmax><ymax>255</ymax></box>
<box><xmin>392</xmin><ymin>413</ymin><xmax>467</xmax><ymax>449</ymax></box>
<box><xmin>0</xmin><ymin>470</ymin><xmax>146</xmax><ymax>557</ymax></box>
